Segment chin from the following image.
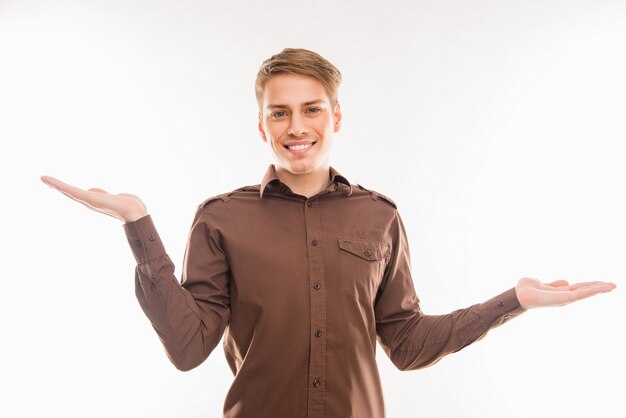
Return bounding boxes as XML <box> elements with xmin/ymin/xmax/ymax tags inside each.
<box><xmin>280</xmin><ymin>161</ymin><xmax>316</xmax><ymax>175</ymax></box>
<box><xmin>275</xmin><ymin>151</ymin><xmax>329</xmax><ymax>174</ymax></box>
<box><xmin>287</xmin><ymin>165</ymin><xmax>313</xmax><ymax>174</ymax></box>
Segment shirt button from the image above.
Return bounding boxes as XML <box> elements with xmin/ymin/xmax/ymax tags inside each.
<box><xmin>364</xmin><ymin>250</ymin><xmax>372</xmax><ymax>257</ymax></box>
<box><xmin>497</xmin><ymin>301</ymin><xmax>504</xmax><ymax>308</ymax></box>
<box><xmin>148</xmin><ymin>234</ymin><xmax>156</xmax><ymax>241</ymax></box>
<box><xmin>311</xmin><ymin>239</ymin><xmax>319</xmax><ymax>246</ymax></box>
<box><xmin>315</xmin><ymin>330</ymin><xmax>322</xmax><ymax>337</ymax></box>
<box><xmin>313</xmin><ymin>282</ymin><xmax>321</xmax><ymax>290</ymax></box>
<box><xmin>134</xmin><ymin>239</ymin><xmax>142</xmax><ymax>247</ymax></box>
<box><xmin>307</xmin><ymin>201</ymin><xmax>314</xmax><ymax>207</ymax></box>
<box><xmin>313</xmin><ymin>378</ymin><xmax>321</xmax><ymax>387</ymax></box>
<box><xmin>504</xmin><ymin>314</ymin><xmax>511</xmax><ymax>320</ymax></box>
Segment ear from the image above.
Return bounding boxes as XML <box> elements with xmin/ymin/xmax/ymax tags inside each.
<box><xmin>333</xmin><ymin>101</ymin><xmax>342</xmax><ymax>133</ymax></box>
<box><xmin>258</xmin><ymin>112</ymin><xmax>267</xmax><ymax>142</ymax></box>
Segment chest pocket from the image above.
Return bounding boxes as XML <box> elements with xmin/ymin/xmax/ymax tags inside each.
<box><xmin>338</xmin><ymin>238</ymin><xmax>391</xmax><ymax>305</ymax></box>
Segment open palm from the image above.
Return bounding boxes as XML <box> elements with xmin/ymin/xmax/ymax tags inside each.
<box><xmin>41</xmin><ymin>175</ymin><xmax>148</xmax><ymax>223</ymax></box>
<box><xmin>515</xmin><ymin>277</ymin><xmax>616</xmax><ymax>310</ymax></box>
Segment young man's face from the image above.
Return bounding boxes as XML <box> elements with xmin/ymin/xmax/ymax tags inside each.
<box><xmin>258</xmin><ymin>73</ymin><xmax>342</xmax><ymax>176</ymax></box>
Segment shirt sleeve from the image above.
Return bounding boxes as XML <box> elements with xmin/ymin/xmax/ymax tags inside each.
<box><xmin>123</xmin><ymin>208</ymin><xmax>230</xmax><ymax>371</ymax></box>
<box><xmin>374</xmin><ymin>209</ymin><xmax>526</xmax><ymax>371</ymax></box>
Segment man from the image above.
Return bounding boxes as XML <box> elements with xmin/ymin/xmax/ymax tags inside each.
<box><xmin>41</xmin><ymin>48</ymin><xmax>616</xmax><ymax>418</ymax></box>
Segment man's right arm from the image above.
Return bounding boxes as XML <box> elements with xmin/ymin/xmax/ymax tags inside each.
<box><xmin>123</xmin><ymin>210</ymin><xmax>230</xmax><ymax>371</ymax></box>
<box><xmin>40</xmin><ymin>175</ymin><xmax>229</xmax><ymax>371</ymax></box>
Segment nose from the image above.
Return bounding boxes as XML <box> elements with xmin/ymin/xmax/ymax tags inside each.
<box><xmin>287</xmin><ymin>113</ymin><xmax>309</xmax><ymax>137</ymax></box>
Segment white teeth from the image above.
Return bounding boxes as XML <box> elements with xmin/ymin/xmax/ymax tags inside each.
<box><xmin>288</xmin><ymin>143</ymin><xmax>313</xmax><ymax>151</ymax></box>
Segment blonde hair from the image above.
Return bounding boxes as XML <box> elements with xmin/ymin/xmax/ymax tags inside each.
<box><xmin>255</xmin><ymin>48</ymin><xmax>342</xmax><ymax>111</ymax></box>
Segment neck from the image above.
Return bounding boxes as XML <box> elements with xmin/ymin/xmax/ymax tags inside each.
<box><xmin>275</xmin><ymin>165</ymin><xmax>331</xmax><ymax>198</ymax></box>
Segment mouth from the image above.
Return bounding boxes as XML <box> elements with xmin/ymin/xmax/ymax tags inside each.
<box><xmin>283</xmin><ymin>141</ymin><xmax>317</xmax><ymax>153</ymax></box>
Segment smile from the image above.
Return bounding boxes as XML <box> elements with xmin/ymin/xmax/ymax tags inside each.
<box><xmin>284</xmin><ymin>141</ymin><xmax>317</xmax><ymax>152</ymax></box>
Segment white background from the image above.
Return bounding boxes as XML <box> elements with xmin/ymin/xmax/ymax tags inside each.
<box><xmin>1</xmin><ymin>0</ymin><xmax>625</xmax><ymax>417</ymax></box>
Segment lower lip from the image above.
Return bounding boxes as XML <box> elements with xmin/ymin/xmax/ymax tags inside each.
<box><xmin>285</xmin><ymin>143</ymin><xmax>316</xmax><ymax>155</ymax></box>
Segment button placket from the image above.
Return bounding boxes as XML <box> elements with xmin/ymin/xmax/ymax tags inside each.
<box><xmin>304</xmin><ymin>198</ymin><xmax>327</xmax><ymax>417</ymax></box>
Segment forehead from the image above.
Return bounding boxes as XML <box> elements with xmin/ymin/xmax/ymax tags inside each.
<box><xmin>262</xmin><ymin>74</ymin><xmax>330</xmax><ymax>108</ymax></box>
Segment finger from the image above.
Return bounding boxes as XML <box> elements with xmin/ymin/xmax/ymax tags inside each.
<box><xmin>567</xmin><ymin>281</ymin><xmax>607</xmax><ymax>290</ymax></box>
<box><xmin>540</xmin><ymin>281</ymin><xmax>607</xmax><ymax>292</ymax></box>
<box><xmin>41</xmin><ymin>175</ymin><xmax>67</xmax><ymax>189</ymax></box>
<box><xmin>41</xmin><ymin>175</ymin><xmax>139</xmax><ymax>222</ymax></box>
<box><xmin>535</xmin><ymin>280</ymin><xmax>570</xmax><ymax>291</ymax></box>
<box><xmin>41</xmin><ymin>175</ymin><xmax>89</xmax><ymax>200</ymax></box>
<box><xmin>41</xmin><ymin>175</ymin><xmax>62</xmax><ymax>190</ymax></box>
<box><xmin>567</xmin><ymin>282</ymin><xmax>617</xmax><ymax>303</ymax></box>
<box><xmin>537</xmin><ymin>283</ymin><xmax>617</xmax><ymax>307</ymax></box>
<box><xmin>548</xmin><ymin>280</ymin><xmax>569</xmax><ymax>287</ymax></box>
<box><xmin>41</xmin><ymin>176</ymin><xmax>114</xmax><ymax>209</ymax></box>
<box><xmin>517</xmin><ymin>278</ymin><xmax>566</xmax><ymax>292</ymax></box>
<box><xmin>539</xmin><ymin>280</ymin><xmax>604</xmax><ymax>291</ymax></box>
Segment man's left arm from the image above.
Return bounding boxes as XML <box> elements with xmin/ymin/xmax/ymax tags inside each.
<box><xmin>375</xmin><ymin>209</ymin><xmax>616</xmax><ymax>371</ymax></box>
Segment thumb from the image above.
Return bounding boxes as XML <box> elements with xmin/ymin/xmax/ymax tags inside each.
<box><xmin>549</xmin><ymin>279</ymin><xmax>569</xmax><ymax>287</ymax></box>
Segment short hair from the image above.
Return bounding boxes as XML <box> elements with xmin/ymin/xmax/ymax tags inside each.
<box><xmin>255</xmin><ymin>48</ymin><xmax>342</xmax><ymax>111</ymax></box>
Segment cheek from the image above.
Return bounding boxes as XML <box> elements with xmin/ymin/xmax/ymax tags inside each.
<box><xmin>269</xmin><ymin>121</ymin><xmax>287</xmax><ymax>135</ymax></box>
<box><xmin>272</xmin><ymin>129</ymin><xmax>286</xmax><ymax>142</ymax></box>
<box><xmin>265</xmin><ymin>127</ymin><xmax>285</xmax><ymax>148</ymax></box>
<box><xmin>318</xmin><ymin>118</ymin><xmax>335</xmax><ymax>136</ymax></box>
<box><xmin>307</xmin><ymin>118</ymin><xmax>324</xmax><ymax>133</ymax></box>
<box><xmin>262</xmin><ymin>124</ymin><xmax>278</xmax><ymax>140</ymax></box>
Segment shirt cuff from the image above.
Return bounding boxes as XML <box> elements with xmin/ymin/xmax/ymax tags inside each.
<box><xmin>478</xmin><ymin>287</ymin><xmax>527</xmax><ymax>329</ymax></box>
<box><xmin>123</xmin><ymin>214</ymin><xmax>166</xmax><ymax>264</ymax></box>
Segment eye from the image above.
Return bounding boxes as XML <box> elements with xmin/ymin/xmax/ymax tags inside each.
<box><xmin>306</xmin><ymin>107</ymin><xmax>322</xmax><ymax>114</ymax></box>
<box><xmin>271</xmin><ymin>111</ymin><xmax>287</xmax><ymax>119</ymax></box>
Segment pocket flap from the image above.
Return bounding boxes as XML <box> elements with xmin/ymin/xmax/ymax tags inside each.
<box><xmin>338</xmin><ymin>238</ymin><xmax>390</xmax><ymax>261</ymax></box>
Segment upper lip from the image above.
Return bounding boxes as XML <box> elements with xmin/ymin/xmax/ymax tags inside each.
<box><xmin>283</xmin><ymin>140</ymin><xmax>316</xmax><ymax>148</ymax></box>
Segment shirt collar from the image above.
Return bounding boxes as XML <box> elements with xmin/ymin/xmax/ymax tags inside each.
<box><xmin>260</xmin><ymin>164</ymin><xmax>353</xmax><ymax>198</ymax></box>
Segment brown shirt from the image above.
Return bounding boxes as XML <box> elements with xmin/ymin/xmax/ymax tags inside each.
<box><xmin>123</xmin><ymin>164</ymin><xmax>525</xmax><ymax>418</ymax></box>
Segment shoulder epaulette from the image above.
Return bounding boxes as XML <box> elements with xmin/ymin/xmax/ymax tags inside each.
<box><xmin>198</xmin><ymin>195</ymin><xmax>225</xmax><ymax>210</ymax></box>
<box><xmin>197</xmin><ymin>186</ymin><xmax>259</xmax><ymax>209</ymax></box>
<box><xmin>356</xmin><ymin>184</ymin><xmax>397</xmax><ymax>208</ymax></box>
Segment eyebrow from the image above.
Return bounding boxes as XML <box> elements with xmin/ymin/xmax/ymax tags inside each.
<box><xmin>265</xmin><ymin>99</ymin><xmax>326</xmax><ymax>110</ymax></box>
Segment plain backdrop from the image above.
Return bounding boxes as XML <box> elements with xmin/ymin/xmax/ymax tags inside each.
<box><xmin>1</xmin><ymin>0</ymin><xmax>625</xmax><ymax>417</ymax></box>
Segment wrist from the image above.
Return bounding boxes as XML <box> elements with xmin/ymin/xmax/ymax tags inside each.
<box><xmin>123</xmin><ymin>206</ymin><xmax>149</xmax><ymax>223</ymax></box>
<box><xmin>125</xmin><ymin>213</ymin><xmax>148</xmax><ymax>223</ymax></box>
